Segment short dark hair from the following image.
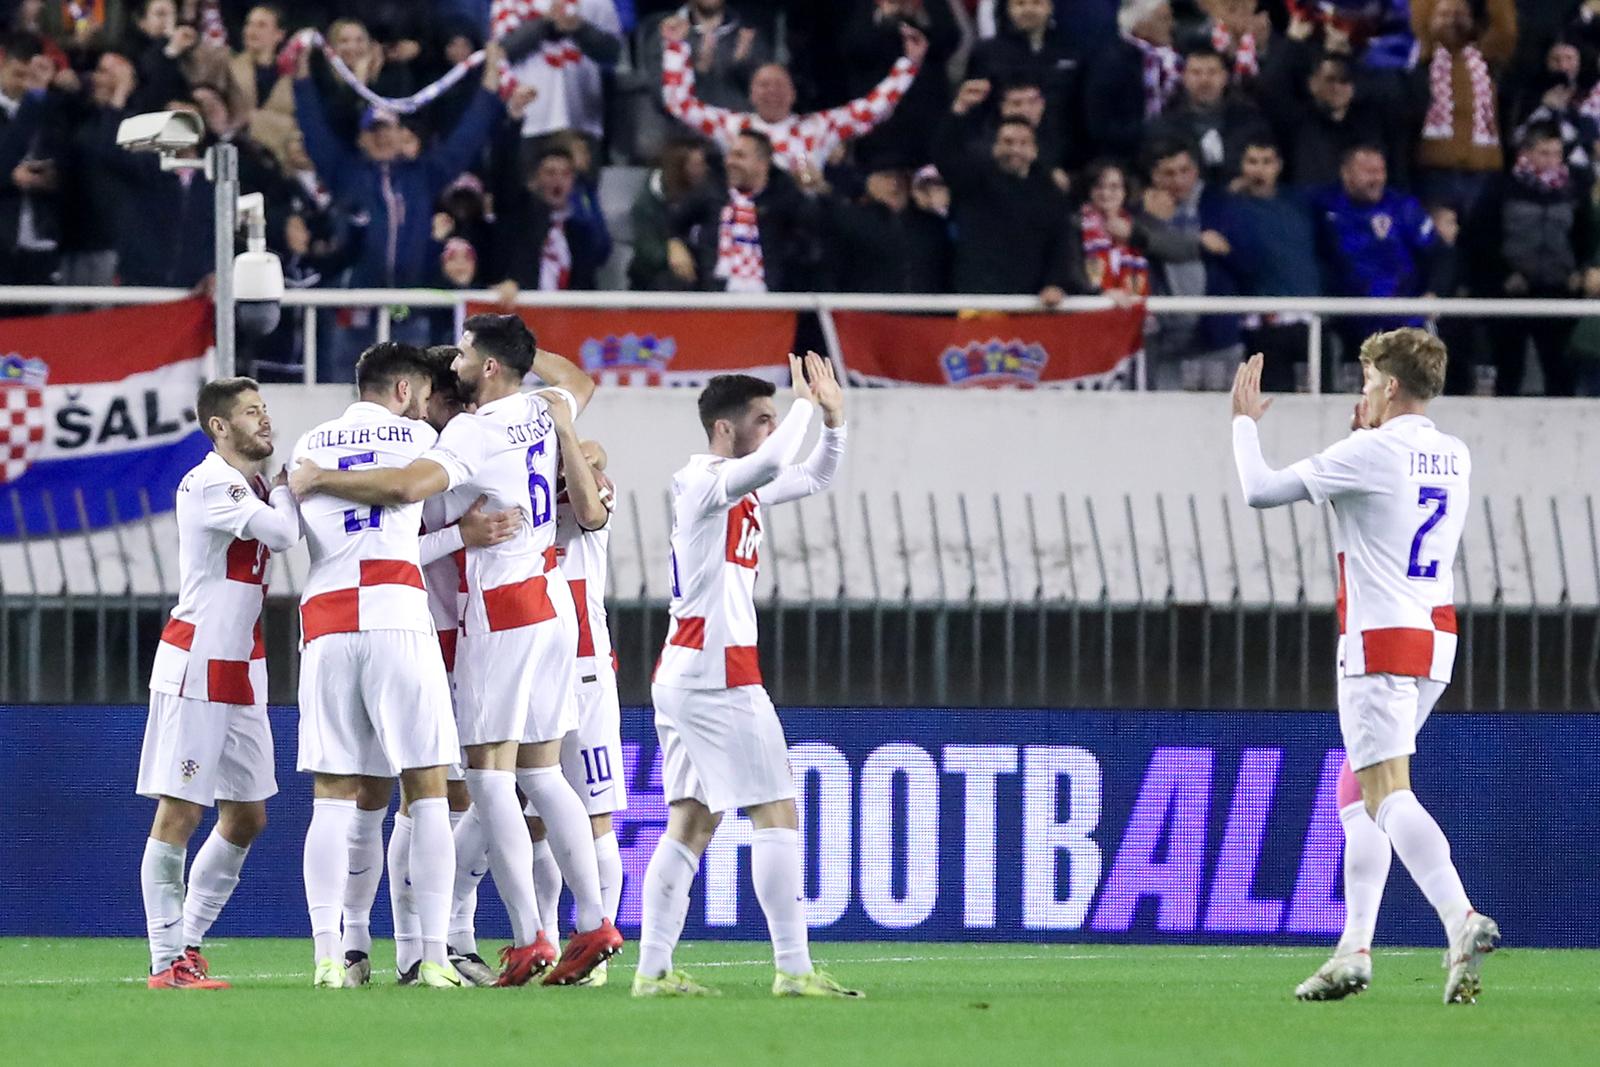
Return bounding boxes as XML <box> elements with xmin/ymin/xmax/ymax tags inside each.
<box><xmin>355</xmin><ymin>341</ymin><xmax>434</xmax><ymax>397</ymax></box>
<box><xmin>736</xmin><ymin>128</ymin><xmax>774</xmax><ymax>162</ymax></box>
<box><xmin>462</xmin><ymin>313</ymin><xmax>538</xmax><ymax>377</ymax></box>
<box><xmin>1001</xmin><ymin>78</ymin><xmax>1044</xmax><ymax>97</ymax></box>
<box><xmin>1340</xmin><ymin>142</ymin><xmax>1386</xmax><ymax>165</ymax></box>
<box><xmin>3</xmin><ymin>32</ymin><xmax>44</xmax><ymax>64</ymax></box>
<box><xmin>1241</xmin><ymin>134</ymin><xmax>1280</xmax><ymax>156</ymax></box>
<box><xmin>996</xmin><ymin>116</ymin><xmax>1037</xmax><ymax>138</ymax></box>
<box><xmin>249</xmin><ymin>3</ymin><xmax>286</xmax><ymax>28</ymax></box>
<box><xmin>196</xmin><ymin>377</ymin><xmax>261</xmax><ymax>440</ymax></box>
<box><xmin>1520</xmin><ymin>121</ymin><xmax>1564</xmax><ymax>152</ymax></box>
<box><xmin>1183</xmin><ymin>44</ymin><xmax>1228</xmax><ymax>70</ymax></box>
<box><xmin>698</xmin><ymin>374</ymin><xmax>776</xmax><ymax>435</ymax></box>
<box><xmin>423</xmin><ymin>345</ymin><xmax>468</xmax><ymax>405</ymax></box>
<box><xmin>1141</xmin><ymin>136</ymin><xmax>1197</xmax><ymax>177</ymax></box>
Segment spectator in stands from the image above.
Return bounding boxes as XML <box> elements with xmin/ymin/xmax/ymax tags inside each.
<box><xmin>0</xmin><ymin>34</ymin><xmax>66</xmax><ymax>294</ymax></box>
<box><xmin>309</xmin><ymin>17</ymin><xmax>418</xmax><ymax>144</ymax></box>
<box><xmin>658</xmin><ymin>15</ymin><xmax>927</xmax><ymax>174</ymax></box>
<box><xmin>668</xmin><ymin>128</ymin><xmax>821</xmax><ymax>292</ymax></box>
<box><xmin>1570</xmin><ymin>162</ymin><xmax>1600</xmax><ymax>397</ymax></box>
<box><xmin>1470</xmin><ymin>125</ymin><xmax>1590</xmax><ymax>396</ymax></box>
<box><xmin>823</xmin><ymin>152</ymin><xmax>950</xmax><ymax>294</ymax></box>
<box><xmin>967</xmin><ymin>0</ymin><xmax>1083</xmax><ymax>167</ymax></box>
<box><xmin>436</xmin><ymin>172</ymin><xmax>493</xmax><ymax>268</ymax></box>
<box><xmin>933</xmin><ymin>79</ymin><xmax>1089</xmax><ymax>304</ymax></box>
<box><xmin>491</xmin><ymin>144</ymin><xmax>613</xmax><ymax>294</ymax></box>
<box><xmin>628</xmin><ymin>136</ymin><xmax>712</xmax><ymax>290</ymax></box>
<box><xmin>60</xmin><ymin>50</ymin><xmax>137</xmax><ymax>287</ymax></box>
<box><xmin>128</xmin><ymin>0</ymin><xmax>248</xmax><ymax>128</ymax></box>
<box><xmin>502</xmin><ymin>0</ymin><xmax>621</xmax><ymax>151</ymax></box>
<box><xmin>228</xmin><ymin>4</ymin><xmax>298</xmax><ymax>169</ymax></box>
<box><xmin>1315</xmin><ymin>144</ymin><xmax>1456</xmax><ymax>374</ymax></box>
<box><xmin>1077</xmin><ymin>159</ymin><xmax>1149</xmax><ymax>300</ymax></box>
<box><xmin>1141</xmin><ymin>45</ymin><xmax>1272</xmax><ymax>185</ymax></box>
<box><xmin>839</xmin><ymin>0</ymin><xmax>960</xmax><ymax>169</ymax></box>
<box><xmin>638</xmin><ymin>1</ymin><xmax>769</xmax><ymax>112</ymax></box>
<box><xmin>1229</xmin><ymin>138</ymin><xmax>1321</xmax><ymax>391</ymax></box>
<box><xmin>1513</xmin><ymin>68</ymin><xmax>1597</xmax><ymax>193</ymax></box>
<box><xmin>1133</xmin><ymin>136</ymin><xmax>1246</xmax><ymax>390</ymax></box>
<box><xmin>1182</xmin><ymin>0</ymin><xmax>1270</xmax><ymax>86</ymax></box>
<box><xmin>910</xmin><ymin>162</ymin><xmax>948</xmax><ymax>218</ymax></box>
<box><xmin>88</xmin><ymin>96</ymin><xmax>216</xmax><ymax>289</ymax></box>
<box><xmin>1410</xmin><ymin>0</ymin><xmax>1517</xmax><ymax>219</ymax></box>
<box><xmin>972</xmin><ymin>78</ymin><xmax>1069</xmax><ymax>187</ymax></box>
<box><xmin>1260</xmin><ymin>40</ymin><xmax>1398</xmax><ymax>190</ymax></box>
<box><xmin>292</xmin><ymin>40</ymin><xmax>504</xmax><ymax>380</ymax></box>
<box><xmin>1084</xmin><ymin>0</ymin><xmax>1176</xmax><ymax>163</ymax></box>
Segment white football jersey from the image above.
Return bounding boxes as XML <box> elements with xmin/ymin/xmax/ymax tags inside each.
<box><xmin>422</xmin><ymin>391</ymin><xmax>571</xmax><ymax>635</ymax></box>
<box><xmin>292</xmin><ymin>402</ymin><xmax>437</xmax><ymax>644</ymax></box>
<box><xmin>556</xmin><ymin>491</ymin><xmax>614</xmax><ymax>683</ymax></box>
<box><xmin>1292</xmin><ymin>414</ymin><xmax>1470</xmax><ymax>681</ymax></box>
<box><xmin>654</xmin><ymin>455</ymin><xmax>764</xmax><ymax>690</ymax></box>
<box><xmin>149</xmin><ymin>451</ymin><xmax>275</xmax><ymax>705</ymax></box>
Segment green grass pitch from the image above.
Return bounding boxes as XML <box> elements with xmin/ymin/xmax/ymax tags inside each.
<box><xmin>2</xmin><ymin>940</ymin><xmax>1596</xmax><ymax>1065</ymax></box>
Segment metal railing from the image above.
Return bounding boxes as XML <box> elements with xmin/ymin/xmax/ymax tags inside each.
<box><xmin>3</xmin><ymin>286</ymin><xmax>1600</xmax><ymax>390</ymax></box>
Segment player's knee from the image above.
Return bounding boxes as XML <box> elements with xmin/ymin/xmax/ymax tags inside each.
<box><xmin>153</xmin><ymin>796</ymin><xmax>204</xmax><ymax>842</ymax></box>
<box><xmin>748</xmin><ymin>797</ymin><xmax>798</xmax><ymax>832</ymax></box>
<box><xmin>589</xmin><ymin>812</ymin><xmax>612</xmax><ymax>838</ymax></box>
<box><xmin>220</xmin><ymin>802</ymin><xmax>268</xmax><ymax>844</ymax></box>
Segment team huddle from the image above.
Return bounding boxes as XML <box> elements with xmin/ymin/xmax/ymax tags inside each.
<box><xmin>136</xmin><ymin>315</ymin><xmax>1495</xmax><ymax>1005</ymax></box>
<box><xmin>136</xmin><ymin>313</ymin><xmax>853</xmax><ymax>996</ymax></box>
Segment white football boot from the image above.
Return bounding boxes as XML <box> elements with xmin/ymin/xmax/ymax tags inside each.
<box><xmin>1295</xmin><ymin>950</ymin><xmax>1372</xmax><ymax>1001</ymax></box>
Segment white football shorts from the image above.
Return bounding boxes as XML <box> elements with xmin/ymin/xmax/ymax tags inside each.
<box><xmin>137</xmin><ymin>691</ymin><xmax>277</xmax><ymax>806</ymax></box>
<box><xmin>1337</xmin><ymin>671</ymin><xmax>1447</xmax><ymax>771</ymax></box>
<box><xmin>456</xmin><ymin>607</ymin><xmax>579</xmax><ymax>748</ymax></box>
<box><xmin>524</xmin><ymin>668</ymin><xmax>627</xmax><ymax>818</ymax></box>
<box><xmin>298</xmin><ymin>630</ymin><xmax>459</xmax><ymax>777</ymax></box>
<box><xmin>651</xmin><ymin>682</ymin><xmax>794</xmax><ymax>814</ymax></box>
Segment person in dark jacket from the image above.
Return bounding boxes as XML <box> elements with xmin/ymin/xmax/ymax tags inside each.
<box><xmin>837</xmin><ymin>0</ymin><xmax>960</xmax><ymax>169</ymax></box>
<box><xmin>1084</xmin><ymin>0</ymin><xmax>1177</xmax><ymax>164</ymax></box>
<box><xmin>1259</xmin><ymin>44</ymin><xmax>1400</xmax><ymax>190</ymax></box>
<box><xmin>1230</xmin><ymin>139</ymin><xmax>1323</xmax><ymax>391</ymax></box>
<box><xmin>966</xmin><ymin>0</ymin><xmax>1085</xmax><ymax>167</ymax></box>
<box><xmin>0</xmin><ymin>33</ymin><xmax>68</xmax><ymax>294</ymax></box>
<box><xmin>629</xmin><ymin>136</ymin><xmax>712</xmax><ymax>291</ymax></box>
<box><xmin>1470</xmin><ymin>125</ymin><xmax>1593</xmax><ymax>396</ymax></box>
<box><xmin>933</xmin><ymin>79</ymin><xmax>1089</xmax><ymax>304</ymax></box>
<box><xmin>1141</xmin><ymin>45</ymin><xmax>1272</xmax><ymax>186</ymax></box>
<box><xmin>492</xmin><ymin>145</ymin><xmax>613</xmax><ymax>293</ymax></box>
<box><xmin>669</xmin><ymin>128</ymin><xmax>821</xmax><ymax>293</ymax></box>
<box><xmin>824</xmin><ymin>156</ymin><xmax>950</xmax><ymax>294</ymax></box>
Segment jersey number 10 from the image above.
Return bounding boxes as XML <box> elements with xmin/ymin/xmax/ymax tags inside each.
<box><xmin>1407</xmin><ymin>486</ymin><xmax>1448</xmax><ymax>581</ymax></box>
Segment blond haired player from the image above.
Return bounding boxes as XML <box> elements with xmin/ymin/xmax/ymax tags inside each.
<box><xmin>1231</xmin><ymin>332</ymin><xmax>1499</xmax><ymax>1004</ymax></box>
<box><xmin>138</xmin><ymin>377</ymin><xmax>299</xmax><ymax>989</ymax></box>
<box><xmin>291</xmin><ymin>315</ymin><xmax>620</xmax><ymax>987</ymax></box>
<box><xmin>522</xmin><ymin>438</ymin><xmax>626</xmax><ymax>985</ymax></box>
<box><xmin>634</xmin><ymin>353</ymin><xmax>855</xmax><ymax>999</ymax></box>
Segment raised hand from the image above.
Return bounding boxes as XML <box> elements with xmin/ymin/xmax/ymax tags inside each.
<box><xmin>804</xmin><ymin>351</ymin><xmax>844</xmax><ymax>426</ymax></box>
<box><xmin>952</xmin><ymin>78</ymin><xmax>990</xmax><ymax>115</ymax></box>
<box><xmin>789</xmin><ymin>352</ymin><xmax>815</xmax><ymax>403</ymax></box>
<box><xmin>900</xmin><ymin>24</ymin><xmax>929</xmax><ymax>65</ymax></box>
<box><xmin>1230</xmin><ymin>353</ymin><xmax>1273</xmax><ymax>422</ymax></box>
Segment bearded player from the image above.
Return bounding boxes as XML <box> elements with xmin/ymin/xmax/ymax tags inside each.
<box><xmin>634</xmin><ymin>353</ymin><xmax>856</xmax><ymax>999</ymax></box>
<box><xmin>1231</xmin><ymin>333</ymin><xmax>1499</xmax><ymax>1005</ymax></box>
<box><xmin>138</xmin><ymin>378</ymin><xmax>300</xmax><ymax>989</ymax></box>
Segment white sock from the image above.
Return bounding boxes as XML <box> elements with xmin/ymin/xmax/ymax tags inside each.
<box><xmin>141</xmin><ymin>837</ymin><xmax>187</xmax><ymax>973</ymax></box>
<box><xmin>387</xmin><ymin>813</ymin><xmax>420</xmax><ymax>973</ymax></box>
<box><xmin>637</xmin><ymin>836</ymin><xmax>698</xmax><ymax>979</ymax></box>
<box><xmin>304</xmin><ymin>798</ymin><xmax>356</xmax><ymax>963</ymax></box>
<box><xmin>181</xmin><ymin>828</ymin><xmax>248</xmax><ymax>948</ymax></box>
<box><xmin>516</xmin><ymin>766</ymin><xmax>604</xmax><ymax>932</ymax></box>
<box><xmin>752</xmin><ymin>826</ymin><xmax>812</xmax><ymax>976</ymax></box>
<box><xmin>341</xmin><ymin>806</ymin><xmax>387</xmax><ymax>958</ymax></box>
<box><xmin>1374</xmin><ymin>789</ymin><xmax>1472</xmax><ymax>938</ymax></box>
<box><xmin>465</xmin><ymin>769</ymin><xmax>541</xmax><ymax>946</ymax></box>
<box><xmin>408</xmin><ymin>797</ymin><xmax>456</xmax><ymax>968</ymax></box>
<box><xmin>450</xmin><ymin>805</ymin><xmax>486</xmax><ymax>956</ymax></box>
<box><xmin>529</xmin><ymin>835</ymin><xmax>564</xmax><ymax>937</ymax></box>
<box><xmin>1335</xmin><ymin>801</ymin><xmax>1392</xmax><ymax>956</ymax></box>
<box><xmin>593</xmin><ymin>830</ymin><xmax>623</xmax><ymax>925</ymax></box>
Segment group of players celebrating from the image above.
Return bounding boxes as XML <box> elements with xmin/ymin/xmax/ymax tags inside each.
<box><xmin>136</xmin><ymin>313</ymin><xmax>855</xmax><ymax>996</ymax></box>
<box><xmin>136</xmin><ymin>314</ymin><xmax>1496</xmax><ymax>1005</ymax></box>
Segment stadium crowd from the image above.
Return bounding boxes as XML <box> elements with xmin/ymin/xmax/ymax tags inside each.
<box><xmin>0</xmin><ymin>0</ymin><xmax>1596</xmax><ymax>395</ymax></box>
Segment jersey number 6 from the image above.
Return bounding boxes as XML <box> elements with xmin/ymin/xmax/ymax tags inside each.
<box><xmin>526</xmin><ymin>441</ymin><xmax>552</xmax><ymax>527</ymax></box>
<box><xmin>1407</xmin><ymin>486</ymin><xmax>1448</xmax><ymax>581</ymax></box>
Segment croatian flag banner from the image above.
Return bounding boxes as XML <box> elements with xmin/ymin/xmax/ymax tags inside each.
<box><xmin>0</xmin><ymin>299</ymin><xmax>214</xmax><ymax>538</ymax></box>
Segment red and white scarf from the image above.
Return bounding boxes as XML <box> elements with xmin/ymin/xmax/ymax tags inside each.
<box><xmin>1080</xmin><ymin>207</ymin><xmax>1149</xmax><ymax>296</ymax></box>
<box><xmin>1423</xmin><ymin>44</ymin><xmax>1498</xmax><ymax>148</ymax></box>
<box><xmin>1512</xmin><ymin>153</ymin><xmax>1570</xmax><ymax>194</ymax></box>
<box><xmin>1125</xmin><ymin>34</ymin><xmax>1179</xmax><ymax>120</ymax></box>
<box><xmin>1210</xmin><ymin>25</ymin><xmax>1258</xmax><ymax>80</ymax></box>
<box><xmin>539</xmin><ymin>207</ymin><xmax>572</xmax><ymax>290</ymax></box>
<box><xmin>714</xmin><ymin>187</ymin><xmax>765</xmax><ymax>292</ymax></box>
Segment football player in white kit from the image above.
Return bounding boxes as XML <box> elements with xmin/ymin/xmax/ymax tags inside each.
<box><xmin>291</xmin><ymin>343</ymin><xmax>466</xmax><ymax>989</ymax></box>
<box><xmin>334</xmin><ymin>347</ymin><xmax>519</xmax><ymax>987</ymax></box>
<box><xmin>1231</xmin><ymin>333</ymin><xmax>1499</xmax><ymax>1005</ymax></box>
<box><xmin>522</xmin><ymin>438</ymin><xmax>627</xmax><ymax>986</ymax></box>
<box><xmin>138</xmin><ymin>377</ymin><xmax>299</xmax><ymax>989</ymax></box>
<box><xmin>634</xmin><ymin>353</ymin><xmax>856</xmax><ymax>999</ymax></box>
<box><xmin>290</xmin><ymin>315</ymin><xmax>620</xmax><ymax>987</ymax></box>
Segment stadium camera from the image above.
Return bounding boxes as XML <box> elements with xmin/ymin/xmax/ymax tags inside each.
<box><xmin>234</xmin><ymin>192</ymin><xmax>283</xmax><ymax>338</ymax></box>
<box><xmin>114</xmin><ymin>110</ymin><xmax>204</xmax><ymax>154</ymax></box>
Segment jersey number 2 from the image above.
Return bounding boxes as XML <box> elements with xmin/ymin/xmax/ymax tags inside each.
<box><xmin>1407</xmin><ymin>486</ymin><xmax>1448</xmax><ymax>580</ymax></box>
<box><xmin>339</xmin><ymin>452</ymin><xmax>382</xmax><ymax>533</ymax></box>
